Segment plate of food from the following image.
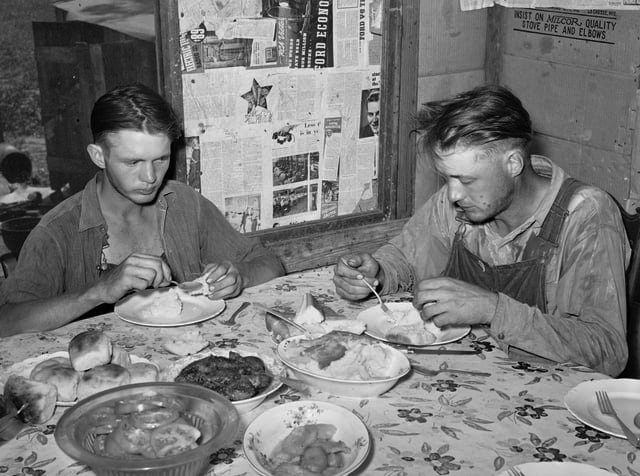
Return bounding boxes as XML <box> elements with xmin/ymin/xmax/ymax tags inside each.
<box><xmin>115</xmin><ymin>287</ymin><xmax>225</xmax><ymax>327</ymax></box>
<box><xmin>1</xmin><ymin>330</ymin><xmax>160</xmax><ymax>422</ymax></box>
<box><xmin>564</xmin><ymin>378</ymin><xmax>640</xmax><ymax>439</ymax></box>
<box><xmin>356</xmin><ymin>302</ymin><xmax>470</xmax><ymax>346</ymax></box>
<box><xmin>161</xmin><ymin>349</ymin><xmax>284</xmax><ymax>414</ymax></box>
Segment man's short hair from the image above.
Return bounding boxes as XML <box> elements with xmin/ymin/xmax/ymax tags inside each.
<box><xmin>416</xmin><ymin>84</ymin><xmax>533</xmax><ymax>156</ymax></box>
<box><xmin>90</xmin><ymin>83</ymin><xmax>182</xmax><ymax>146</ymax></box>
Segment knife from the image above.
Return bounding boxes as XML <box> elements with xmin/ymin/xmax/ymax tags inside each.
<box><xmin>402</xmin><ymin>348</ymin><xmax>481</xmax><ymax>355</ymax></box>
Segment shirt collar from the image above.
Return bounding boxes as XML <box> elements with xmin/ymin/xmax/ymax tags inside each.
<box><xmin>78</xmin><ymin>172</ymin><xmax>176</xmax><ymax>232</ymax></box>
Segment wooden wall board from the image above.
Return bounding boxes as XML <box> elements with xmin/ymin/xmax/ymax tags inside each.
<box><xmin>532</xmin><ymin>135</ymin><xmax>631</xmax><ymax>204</ymax></box>
<box><xmin>500</xmin><ymin>8</ymin><xmax>640</xmax><ymax>73</ymax></box>
<box><xmin>418</xmin><ymin>0</ymin><xmax>487</xmax><ymax>77</ymax></box>
<box><xmin>262</xmin><ymin>218</ymin><xmax>408</xmax><ymax>273</ymax></box>
<box><xmin>501</xmin><ymin>55</ymin><xmax>637</xmax><ymax>154</ymax></box>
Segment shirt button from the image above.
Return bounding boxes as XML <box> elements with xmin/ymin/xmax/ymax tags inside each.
<box><xmin>497</xmin><ymin>332</ymin><xmax>505</xmax><ymax>340</ymax></box>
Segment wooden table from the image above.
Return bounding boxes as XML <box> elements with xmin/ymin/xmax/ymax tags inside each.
<box><xmin>0</xmin><ymin>267</ymin><xmax>636</xmax><ymax>475</ymax></box>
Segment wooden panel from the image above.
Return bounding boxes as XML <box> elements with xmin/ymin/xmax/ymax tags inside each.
<box><xmin>263</xmin><ymin>219</ymin><xmax>408</xmax><ymax>273</ymax></box>
<box><xmin>33</xmin><ymin>21</ymin><xmax>159</xmax><ymax>194</ymax></box>
<box><xmin>501</xmin><ymin>55</ymin><xmax>637</xmax><ymax>154</ymax></box>
<box><xmin>532</xmin><ymin>134</ymin><xmax>630</xmax><ymax>205</ymax></box>
<box><xmin>418</xmin><ymin>0</ymin><xmax>487</xmax><ymax>77</ymax></box>
<box><xmin>500</xmin><ymin>8</ymin><xmax>640</xmax><ymax>73</ymax></box>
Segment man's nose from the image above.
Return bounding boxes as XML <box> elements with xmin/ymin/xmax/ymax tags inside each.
<box><xmin>140</xmin><ymin>163</ymin><xmax>156</xmax><ymax>183</ymax></box>
<box><xmin>447</xmin><ymin>181</ymin><xmax>464</xmax><ymax>203</ymax></box>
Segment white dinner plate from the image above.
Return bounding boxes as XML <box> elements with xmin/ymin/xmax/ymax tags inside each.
<box><xmin>564</xmin><ymin>378</ymin><xmax>640</xmax><ymax>439</ymax></box>
<box><xmin>498</xmin><ymin>461</ymin><xmax>613</xmax><ymax>475</ymax></box>
<box><xmin>115</xmin><ymin>287</ymin><xmax>225</xmax><ymax>327</ymax></box>
<box><xmin>357</xmin><ymin>302</ymin><xmax>470</xmax><ymax>346</ymax></box>
<box><xmin>0</xmin><ymin>351</ymin><xmax>154</xmax><ymax>406</ymax></box>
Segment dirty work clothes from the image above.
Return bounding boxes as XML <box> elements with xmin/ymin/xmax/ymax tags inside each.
<box><xmin>374</xmin><ymin>156</ymin><xmax>629</xmax><ymax>376</ymax></box>
<box><xmin>0</xmin><ymin>173</ymin><xmax>283</xmax><ymax>308</ymax></box>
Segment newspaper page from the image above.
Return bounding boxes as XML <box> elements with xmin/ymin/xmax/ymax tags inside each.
<box><xmin>179</xmin><ymin>0</ymin><xmax>382</xmax><ymax>231</ymax></box>
<box><xmin>460</xmin><ymin>0</ymin><xmax>640</xmax><ymax>10</ymax></box>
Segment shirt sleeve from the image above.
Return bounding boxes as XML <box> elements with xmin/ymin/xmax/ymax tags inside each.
<box><xmin>489</xmin><ymin>189</ymin><xmax>629</xmax><ymax>377</ymax></box>
<box><xmin>374</xmin><ymin>187</ymin><xmax>455</xmax><ymax>295</ymax></box>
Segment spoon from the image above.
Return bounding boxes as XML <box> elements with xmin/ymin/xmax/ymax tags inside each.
<box><xmin>169</xmin><ymin>280</ymin><xmax>203</xmax><ymax>294</ymax></box>
<box><xmin>254</xmin><ymin>303</ymin><xmax>312</xmax><ymax>338</ymax></box>
<box><xmin>360</xmin><ymin>277</ymin><xmax>393</xmax><ymax>316</ymax></box>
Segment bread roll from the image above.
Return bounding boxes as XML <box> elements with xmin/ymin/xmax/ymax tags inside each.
<box><xmin>162</xmin><ymin>328</ymin><xmax>208</xmax><ymax>356</ymax></box>
<box><xmin>30</xmin><ymin>356</ymin><xmax>73</xmax><ymax>376</ymax></box>
<box><xmin>110</xmin><ymin>346</ymin><xmax>131</xmax><ymax>367</ymax></box>
<box><xmin>76</xmin><ymin>364</ymin><xmax>131</xmax><ymax>400</ymax></box>
<box><xmin>69</xmin><ymin>330</ymin><xmax>113</xmax><ymax>371</ymax></box>
<box><xmin>30</xmin><ymin>365</ymin><xmax>80</xmax><ymax>402</ymax></box>
<box><xmin>127</xmin><ymin>362</ymin><xmax>159</xmax><ymax>384</ymax></box>
<box><xmin>4</xmin><ymin>375</ymin><xmax>57</xmax><ymax>424</ymax></box>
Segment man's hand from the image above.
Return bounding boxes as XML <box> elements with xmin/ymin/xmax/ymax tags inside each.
<box><xmin>413</xmin><ymin>277</ymin><xmax>499</xmax><ymax>327</ymax></box>
<box><xmin>201</xmin><ymin>261</ymin><xmax>243</xmax><ymax>300</ymax></box>
<box><xmin>93</xmin><ymin>253</ymin><xmax>172</xmax><ymax>304</ymax></box>
<box><xmin>333</xmin><ymin>253</ymin><xmax>382</xmax><ymax>301</ymax></box>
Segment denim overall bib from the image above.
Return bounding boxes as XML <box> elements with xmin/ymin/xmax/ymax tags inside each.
<box><xmin>442</xmin><ymin>178</ymin><xmax>582</xmax><ymax>313</ymax></box>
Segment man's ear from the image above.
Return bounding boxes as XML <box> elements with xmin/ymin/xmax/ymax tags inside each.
<box><xmin>505</xmin><ymin>149</ymin><xmax>525</xmax><ymax>178</ymax></box>
<box><xmin>87</xmin><ymin>143</ymin><xmax>106</xmax><ymax>169</ymax></box>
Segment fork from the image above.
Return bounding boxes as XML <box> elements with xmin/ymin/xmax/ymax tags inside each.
<box><xmin>595</xmin><ymin>390</ymin><xmax>640</xmax><ymax>447</ymax></box>
<box><xmin>507</xmin><ymin>467</ymin><xmax>525</xmax><ymax>476</ymax></box>
<box><xmin>360</xmin><ymin>277</ymin><xmax>393</xmax><ymax>316</ymax></box>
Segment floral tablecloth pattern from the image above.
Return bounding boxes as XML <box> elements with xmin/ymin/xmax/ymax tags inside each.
<box><xmin>0</xmin><ymin>267</ymin><xmax>637</xmax><ymax>476</ymax></box>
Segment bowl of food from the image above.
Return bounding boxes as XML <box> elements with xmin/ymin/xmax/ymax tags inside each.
<box><xmin>161</xmin><ymin>349</ymin><xmax>283</xmax><ymax>414</ymax></box>
<box><xmin>243</xmin><ymin>400</ymin><xmax>370</xmax><ymax>476</ymax></box>
<box><xmin>276</xmin><ymin>331</ymin><xmax>410</xmax><ymax>398</ymax></box>
<box><xmin>54</xmin><ymin>382</ymin><xmax>240</xmax><ymax>476</ymax></box>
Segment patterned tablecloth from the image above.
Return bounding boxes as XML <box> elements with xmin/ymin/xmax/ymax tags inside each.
<box><xmin>0</xmin><ymin>267</ymin><xmax>636</xmax><ymax>476</ymax></box>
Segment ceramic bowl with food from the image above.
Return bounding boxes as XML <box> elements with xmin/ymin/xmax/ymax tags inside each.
<box><xmin>243</xmin><ymin>400</ymin><xmax>370</xmax><ymax>476</ymax></box>
<box><xmin>161</xmin><ymin>349</ymin><xmax>283</xmax><ymax>414</ymax></box>
<box><xmin>55</xmin><ymin>382</ymin><xmax>239</xmax><ymax>476</ymax></box>
<box><xmin>276</xmin><ymin>333</ymin><xmax>410</xmax><ymax>397</ymax></box>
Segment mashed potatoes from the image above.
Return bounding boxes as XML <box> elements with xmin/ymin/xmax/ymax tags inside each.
<box><xmin>140</xmin><ymin>288</ymin><xmax>183</xmax><ymax>322</ymax></box>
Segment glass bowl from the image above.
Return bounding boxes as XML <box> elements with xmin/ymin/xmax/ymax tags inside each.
<box><xmin>54</xmin><ymin>382</ymin><xmax>239</xmax><ymax>476</ymax></box>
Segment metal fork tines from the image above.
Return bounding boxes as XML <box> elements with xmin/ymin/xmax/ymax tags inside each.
<box><xmin>595</xmin><ymin>390</ymin><xmax>640</xmax><ymax>447</ymax></box>
<box><xmin>507</xmin><ymin>467</ymin><xmax>525</xmax><ymax>476</ymax></box>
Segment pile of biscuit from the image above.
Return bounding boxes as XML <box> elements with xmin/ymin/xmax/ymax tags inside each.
<box><xmin>3</xmin><ymin>330</ymin><xmax>159</xmax><ymax>424</ymax></box>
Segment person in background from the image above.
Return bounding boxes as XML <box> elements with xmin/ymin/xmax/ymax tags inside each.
<box><xmin>0</xmin><ymin>83</ymin><xmax>284</xmax><ymax>336</ymax></box>
<box><xmin>334</xmin><ymin>84</ymin><xmax>629</xmax><ymax>377</ymax></box>
<box><xmin>360</xmin><ymin>89</ymin><xmax>380</xmax><ymax>138</ymax></box>
<box><xmin>0</xmin><ymin>148</ymin><xmax>54</xmax><ymax>205</ymax></box>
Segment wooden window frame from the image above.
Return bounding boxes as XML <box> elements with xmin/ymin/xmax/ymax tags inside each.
<box><xmin>155</xmin><ymin>0</ymin><xmax>419</xmax><ymax>272</ymax></box>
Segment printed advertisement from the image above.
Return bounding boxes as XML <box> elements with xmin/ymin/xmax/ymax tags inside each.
<box><xmin>179</xmin><ymin>0</ymin><xmax>382</xmax><ymax>231</ymax></box>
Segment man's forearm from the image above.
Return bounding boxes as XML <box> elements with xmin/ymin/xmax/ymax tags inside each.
<box><xmin>0</xmin><ymin>289</ymin><xmax>105</xmax><ymax>337</ymax></box>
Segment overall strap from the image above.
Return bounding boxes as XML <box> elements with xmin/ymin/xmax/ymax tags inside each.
<box><xmin>536</xmin><ymin>178</ymin><xmax>584</xmax><ymax>248</ymax></box>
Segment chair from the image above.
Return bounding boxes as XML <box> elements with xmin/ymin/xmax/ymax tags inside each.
<box><xmin>616</xmin><ymin>202</ymin><xmax>640</xmax><ymax>378</ymax></box>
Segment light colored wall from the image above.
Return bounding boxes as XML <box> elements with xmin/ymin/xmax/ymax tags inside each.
<box><xmin>415</xmin><ymin>4</ymin><xmax>640</xmax><ymax>211</ymax></box>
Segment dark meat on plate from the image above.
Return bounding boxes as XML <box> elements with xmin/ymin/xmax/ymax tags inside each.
<box><xmin>174</xmin><ymin>352</ymin><xmax>272</xmax><ymax>401</ymax></box>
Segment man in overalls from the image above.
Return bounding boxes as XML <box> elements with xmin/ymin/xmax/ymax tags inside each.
<box><xmin>334</xmin><ymin>84</ymin><xmax>629</xmax><ymax>377</ymax></box>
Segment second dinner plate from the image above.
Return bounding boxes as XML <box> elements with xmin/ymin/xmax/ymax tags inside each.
<box><xmin>357</xmin><ymin>301</ymin><xmax>470</xmax><ymax>346</ymax></box>
<box><xmin>564</xmin><ymin>378</ymin><xmax>640</xmax><ymax>439</ymax></box>
<box><xmin>115</xmin><ymin>287</ymin><xmax>225</xmax><ymax>327</ymax></box>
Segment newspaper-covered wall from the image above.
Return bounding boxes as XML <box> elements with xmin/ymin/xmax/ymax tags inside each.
<box><xmin>178</xmin><ymin>0</ymin><xmax>382</xmax><ymax>233</ymax></box>
<box><xmin>460</xmin><ymin>0</ymin><xmax>640</xmax><ymax>10</ymax></box>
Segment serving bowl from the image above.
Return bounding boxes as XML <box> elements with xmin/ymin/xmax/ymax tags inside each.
<box><xmin>55</xmin><ymin>382</ymin><xmax>239</xmax><ymax>476</ymax></box>
<box><xmin>160</xmin><ymin>349</ymin><xmax>283</xmax><ymax>414</ymax></box>
<box><xmin>243</xmin><ymin>400</ymin><xmax>370</xmax><ymax>476</ymax></box>
<box><xmin>276</xmin><ymin>334</ymin><xmax>410</xmax><ymax>397</ymax></box>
